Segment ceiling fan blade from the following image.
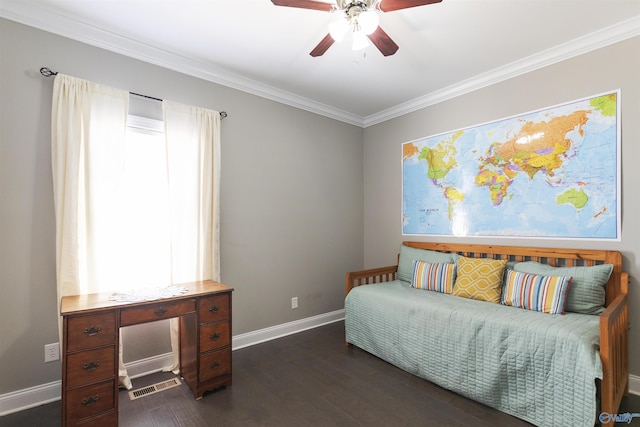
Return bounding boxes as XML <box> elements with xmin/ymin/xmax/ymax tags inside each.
<box><xmin>379</xmin><ymin>0</ymin><xmax>442</xmax><ymax>12</ymax></box>
<box><xmin>368</xmin><ymin>26</ymin><xmax>399</xmax><ymax>56</ymax></box>
<box><xmin>310</xmin><ymin>33</ymin><xmax>335</xmax><ymax>57</ymax></box>
<box><xmin>271</xmin><ymin>0</ymin><xmax>334</xmax><ymax>12</ymax></box>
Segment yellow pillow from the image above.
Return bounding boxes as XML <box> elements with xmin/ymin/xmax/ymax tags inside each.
<box><xmin>452</xmin><ymin>256</ymin><xmax>507</xmax><ymax>303</ymax></box>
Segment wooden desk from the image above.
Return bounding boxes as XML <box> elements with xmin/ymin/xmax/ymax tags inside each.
<box><xmin>60</xmin><ymin>280</ymin><xmax>233</xmax><ymax>426</ymax></box>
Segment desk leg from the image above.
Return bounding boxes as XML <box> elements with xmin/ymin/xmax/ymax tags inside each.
<box><xmin>179</xmin><ymin>312</ymin><xmax>198</xmax><ymax>398</ymax></box>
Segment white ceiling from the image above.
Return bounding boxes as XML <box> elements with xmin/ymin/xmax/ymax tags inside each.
<box><xmin>2</xmin><ymin>0</ymin><xmax>639</xmax><ymax>126</ymax></box>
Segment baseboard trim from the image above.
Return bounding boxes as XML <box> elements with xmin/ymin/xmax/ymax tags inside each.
<box><xmin>629</xmin><ymin>374</ymin><xmax>640</xmax><ymax>397</ymax></box>
<box><xmin>0</xmin><ymin>309</ymin><xmax>345</xmax><ymax>416</ymax></box>
<box><xmin>125</xmin><ymin>353</ymin><xmax>174</xmax><ymax>380</ymax></box>
<box><xmin>0</xmin><ymin>381</ymin><xmax>61</xmax><ymax>416</ymax></box>
<box><xmin>231</xmin><ymin>309</ymin><xmax>345</xmax><ymax>350</ymax></box>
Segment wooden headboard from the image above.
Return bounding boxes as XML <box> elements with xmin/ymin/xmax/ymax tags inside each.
<box><xmin>402</xmin><ymin>241</ymin><xmax>626</xmax><ymax>306</ymax></box>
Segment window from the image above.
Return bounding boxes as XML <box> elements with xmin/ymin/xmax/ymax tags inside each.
<box><xmin>114</xmin><ymin>114</ymin><xmax>172</xmax><ymax>288</ymax></box>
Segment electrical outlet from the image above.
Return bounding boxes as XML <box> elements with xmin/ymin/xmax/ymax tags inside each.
<box><xmin>44</xmin><ymin>343</ymin><xmax>60</xmax><ymax>363</ymax></box>
<box><xmin>291</xmin><ymin>297</ymin><xmax>298</xmax><ymax>309</ymax></box>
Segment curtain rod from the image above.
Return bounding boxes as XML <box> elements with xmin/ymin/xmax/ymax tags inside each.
<box><xmin>39</xmin><ymin>67</ymin><xmax>228</xmax><ymax>119</ymax></box>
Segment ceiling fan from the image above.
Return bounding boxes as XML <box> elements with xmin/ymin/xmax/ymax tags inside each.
<box><xmin>271</xmin><ymin>0</ymin><xmax>442</xmax><ymax>57</ymax></box>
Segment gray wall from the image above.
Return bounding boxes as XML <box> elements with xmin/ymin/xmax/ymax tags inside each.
<box><xmin>0</xmin><ymin>18</ymin><xmax>363</xmax><ymax>394</ymax></box>
<box><xmin>363</xmin><ymin>36</ymin><xmax>640</xmax><ymax>377</ymax></box>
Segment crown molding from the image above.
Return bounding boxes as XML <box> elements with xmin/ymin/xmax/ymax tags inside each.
<box><xmin>363</xmin><ymin>14</ymin><xmax>640</xmax><ymax>127</ymax></box>
<box><xmin>1</xmin><ymin>2</ymin><xmax>638</xmax><ymax>128</ymax></box>
<box><xmin>0</xmin><ymin>2</ymin><xmax>365</xmax><ymax>127</ymax></box>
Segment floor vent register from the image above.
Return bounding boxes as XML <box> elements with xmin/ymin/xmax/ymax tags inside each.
<box><xmin>128</xmin><ymin>377</ymin><xmax>182</xmax><ymax>400</ymax></box>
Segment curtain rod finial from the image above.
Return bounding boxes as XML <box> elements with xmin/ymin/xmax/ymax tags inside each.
<box><xmin>40</xmin><ymin>67</ymin><xmax>58</xmax><ymax>77</ymax></box>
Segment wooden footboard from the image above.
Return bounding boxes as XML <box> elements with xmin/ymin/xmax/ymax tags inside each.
<box><xmin>600</xmin><ymin>272</ymin><xmax>629</xmax><ymax>427</ymax></box>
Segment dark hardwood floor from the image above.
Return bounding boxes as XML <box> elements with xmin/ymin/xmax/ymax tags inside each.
<box><xmin>2</xmin><ymin>320</ymin><xmax>639</xmax><ymax>426</ymax></box>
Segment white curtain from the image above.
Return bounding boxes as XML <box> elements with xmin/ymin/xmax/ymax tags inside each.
<box><xmin>51</xmin><ymin>74</ymin><xmax>133</xmax><ymax>388</ymax></box>
<box><xmin>51</xmin><ymin>74</ymin><xmax>129</xmax><ymax>298</ymax></box>
<box><xmin>52</xmin><ymin>75</ymin><xmax>221</xmax><ymax>386</ymax></box>
<box><xmin>163</xmin><ymin>100</ymin><xmax>221</xmax><ymax>372</ymax></box>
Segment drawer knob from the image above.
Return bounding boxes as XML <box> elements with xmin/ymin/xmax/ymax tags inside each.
<box><xmin>154</xmin><ymin>307</ymin><xmax>167</xmax><ymax>316</ymax></box>
<box><xmin>81</xmin><ymin>395</ymin><xmax>100</xmax><ymax>407</ymax></box>
<box><xmin>82</xmin><ymin>361</ymin><xmax>101</xmax><ymax>371</ymax></box>
<box><xmin>209</xmin><ymin>333</ymin><xmax>220</xmax><ymax>341</ymax></box>
<box><xmin>208</xmin><ymin>306</ymin><xmax>220</xmax><ymax>313</ymax></box>
<box><xmin>209</xmin><ymin>361</ymin><xmax>220</xmax><ymax>370</ymax></box>
<box><xmin>83</xmin><ymin>326</ymin><xmax>102</xmax><ymax>336</ymax></box>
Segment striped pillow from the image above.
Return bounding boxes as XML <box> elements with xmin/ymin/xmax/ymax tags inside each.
<box><xmin>502</xmin><ymin>270</ymin><xmax>572</xmax><ymax>315</ymax></box>
<box><xmin>411</xmin><ymin>261</ymin><xmax>456</xmax><ymax>294</ymax></box>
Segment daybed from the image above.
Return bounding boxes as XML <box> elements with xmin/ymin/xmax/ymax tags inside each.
<box><xmin>345</xmin><ymin>242</ymin><xmax>628</xmax><ymax>427</ymax></box>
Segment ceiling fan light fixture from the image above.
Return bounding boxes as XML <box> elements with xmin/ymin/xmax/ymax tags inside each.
<box><xmin>357</xmin><ymin>10</ymin><xmax>379</xmax><ymax>35</ymax></box>
<box><xmin>329</xmin><ymin>17</ymin><xmax>350</xmax><ymax>42</ymax></box>
<box><xmin>271</xmin><ymin>0</ymin><xmax>440</xmax><ymax>58</ymax></box>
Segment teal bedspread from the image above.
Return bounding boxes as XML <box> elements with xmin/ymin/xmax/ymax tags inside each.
<box><xmin>345</xmin><ymin>281</ymin><xmax>602</xmax><ymax>427</ymax></box>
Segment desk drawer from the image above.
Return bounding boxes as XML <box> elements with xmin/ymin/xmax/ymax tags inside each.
<box><xmin>199</xmin><ymin>322</ymin><xmax>230</xmax><ymax>353</ymax></box>
<box><xmin>198</xmin><ymin>293</ymin><xmax>230</xmax><ymax>323</ymax></box>
<box><xmin>65</xmin><ymin>379</ymin><xmax>115</xmax><ymax>425</ymax></box>
<box><xmin>120</xmin><ymin>299</ymin><xmax>195</xmax><ymax>326</ymax></box>
<box><xmin>66</xmin><ymin>312</ymin><xmax>116</xmax><ymax>352</ymax></box>
<box><xmin>70</xmin><ymin>411</ymin><xmax>117</xmax><ymax>426</ymax></box>
<box><xmin>66</xmin><ymin>346</ymin><xmax>116</xmax><ymax>389</ymax></box>
<box><xmin>199</xmin><ymin>348</ymin><xmax>231</xmax><ymax>382</ymax></box>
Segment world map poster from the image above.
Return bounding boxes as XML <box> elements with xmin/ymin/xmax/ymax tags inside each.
<box><xmin>402</xmin><ymin>91</ymin><xmax>620</xmax><ymax>240</ymax></box>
